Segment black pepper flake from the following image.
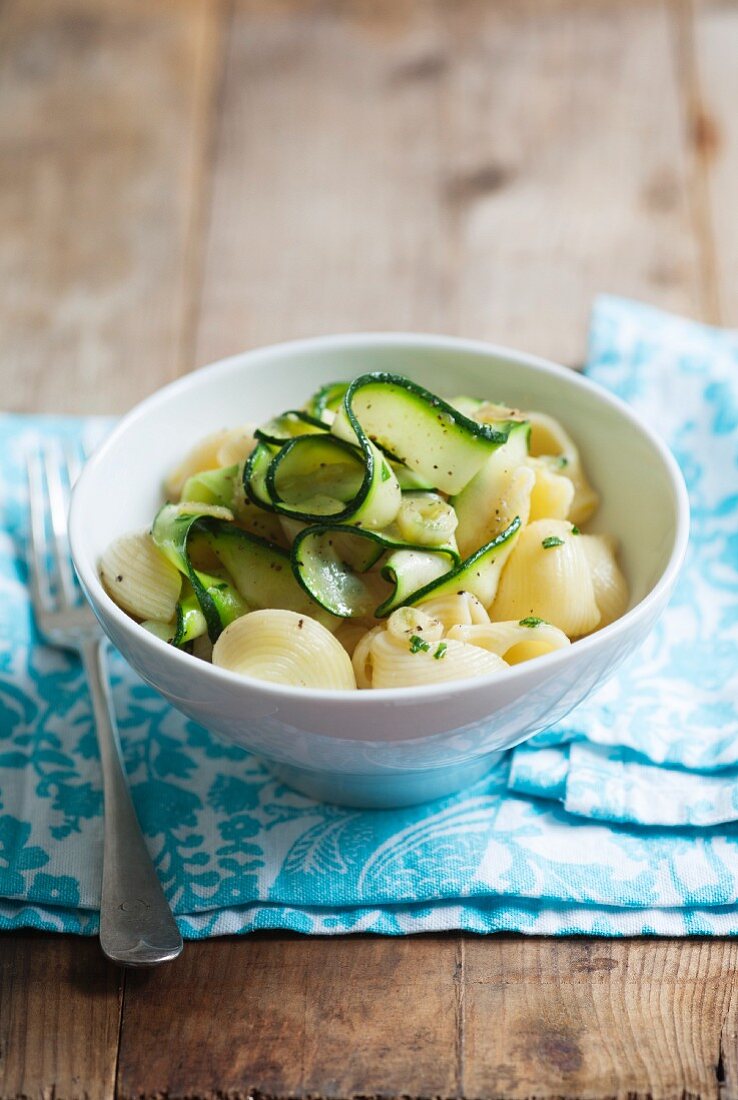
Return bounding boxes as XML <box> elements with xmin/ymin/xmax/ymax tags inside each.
<box><xmin>298</xmin><ymin>618</ymin><xmax>304</xmax><ymax>629</ymax></box>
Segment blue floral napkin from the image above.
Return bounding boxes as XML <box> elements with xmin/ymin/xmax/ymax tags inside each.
<box><xmin>2</xmin><ymin>296</ymin><xmax>737</xmax><ymax>939</ymax></box>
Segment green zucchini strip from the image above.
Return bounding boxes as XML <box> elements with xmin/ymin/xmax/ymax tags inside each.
<box><xmin>331</xmin><ymin>372</ymin><xmax>516</xmax><ymax>495</ymax></box>
<box><xmin>181</xmin><ymin>464</ymin><xmax>239</xmax><ymax>511</ymax></box>
<box><xmin>291</xmin><ymin>523</ymin><xmax>459</xmax><ymax>618</ymax></box>
<box><xmin>451</xmin><ymin>420</ymin><xmax>531</xmax><ymax>557</ymax></box>
<box><xmin>409</xmin><ymin>516</ymin><xmax>523</xmax><ymax>609</ymax></box>
<box><xmin>201</xmin><ymin>520</ymin><xmax>337</xmax><ymax>628</ymax></box>
<box><xmin>391</xmin><ymin>462</ymin><xmax>438</xmax><ymax>491</ymax></box>
<box><xmin>254</xmin><ymin>409</ymin><xmax>328</xmax><ymax>446</ymax></box>
<box><xmin>173</xmin><ymin>579</ymin><xmax>208</xmax><ymax>647</ymax></box>
<box><xmin>245</xmin><ymin>429</ymin><xmax>401</xmax><ymax>530</ymax></box>
<box><xmin>378</xmin><ymin>549</ymin><xmax>451</xmax><ymax>617</ymax></box>
<box><xmin>152</xmin><ymin>504</ymin><xmax>246</xmax><ymax>643</ymax></box>
<box><xmin>304</xmin><ymin>380</ymin><xmax>350</xmax><ymax>422</ymax></box>
<box><xmin>243</xmin><ymin>440</ymin><xmax>279</xmax><ymax>510</ymax></box>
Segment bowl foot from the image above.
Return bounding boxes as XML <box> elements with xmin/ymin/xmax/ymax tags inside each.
<box><xmin>268</xmin><ymin>754</ymin><xmax>505</xmax><ymax>809</ymax></box>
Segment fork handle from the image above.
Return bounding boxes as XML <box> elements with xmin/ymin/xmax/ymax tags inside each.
<box><xmin>81</xmin><ymin>638</ymin><xmax>183</xmax><ymax>967</ymax></box>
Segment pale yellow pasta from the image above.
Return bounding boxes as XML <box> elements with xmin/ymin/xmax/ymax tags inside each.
<box><xmin>371</xmin><ymin>637</ymin><xmax>507</xmax><ymax>689</ymax></box>
<box><xmin>213</xmin><ymin>610</ymin><xmax>356</xmax><ymax>689</ymax></box>
<box><xmin>101</xmin><ymin>531</ymin><xmax>182</xmax><ymax>622</ymax></box>
<box><xmin>395</xmin><ymin>493</ymin><xmax>458</xmax><ymax>547</ymax></box>
<box><xmin>334</xmin><ymin>617</ymin><xmax>377</xmax><ymax>658</ymax></box>
<box><xmin>580</xmin><ymin>534</ymin><xmax>629</xmax><ymax>627</ymax></box>
<box><xmin>169</xmin><ymin>501</ymin><xmax>234</xmax><ymax>522</ymax></box>
<box><xmin>232</xmin><ymin>494</ymin><xmax>287</xmax><ymax>544</ymax></box>
<box><xmin>452</xmin><ymin>467</ymin><xmax>534</xmax><ymax>612</ymax></box>
<box><xmin>109</xmin><ymin>376</ymin><xmax>629</xmax><ymax>692</ymax></box>
<box><xmin>414</xmin><ymin>591</ymin><xmax>490</xmax><ymax>632</ymax></box>
<box><xmin>455</xmin><ymin>443</ymin><xmax>534</xmax><ymax>559</ymax></box>
<box><xmin>360</xmin><ymin>608</ymin><xmax>507</xmax><ymax>689</ymax></box>
<box><xmin>491</xmin><ymin>519</ymin><xmax>601</xmax><ymax>637</ymax></box>
<box><xmin>495</xmin><ymin>464</ymin><xmax>535</xmax><ymax>539</ymax></box>
<box><xmin>141</xmin><ymin>619</ymin><xmax>177</xmax><ymax>643</ymax></box>
<box><xmin>164</xmin><ymin>430</ymin><xmax>230</xmax><ymax>500</ymax></box>
<box><xmin>527</xmin><ymin>457</ymin><xmax>575</xmax><ymax>522</ymax></box>
<box><xmin>447</xmin><ymin>620</ymin><xmax>571</xmax><ymax>665</ymax></box>
<box><xmin>527</xmin><ymin>411</ymin><xmax>599</xmax><ymax>524</ymax></box>
<box><xmin>472</xmin><ymin>402</ymin><xmax>525</xmax><ymax>424</ymax></box>
<box><xmin>384</xmin><ymin>606</ymin><xmax>443</xmax><ymax>643</ymax></box>
<box><xmin>216</xmin><ymin>424</ymin><xmax>258</xmax><ymax>467</ymax></box>
<box><xmin>352</xmin><ymin>625</ymin><xmax>384</xmax><ymax>689</ymax></box>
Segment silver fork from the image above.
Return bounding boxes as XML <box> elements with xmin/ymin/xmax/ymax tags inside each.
<box><xmin>26</xmin><ymin>441</ymin><xmax>183</xmax><ymax>967</ymax></box>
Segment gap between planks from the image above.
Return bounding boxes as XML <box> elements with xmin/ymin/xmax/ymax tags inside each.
<box><xmin>671</xmin><ymin>0</ymin><xmax>721</xmax><ymax>325</ymax></box>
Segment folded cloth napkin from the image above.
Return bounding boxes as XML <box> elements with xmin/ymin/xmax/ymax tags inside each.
<box><xmin>508</xmin><ymin>296</ymin><xmax>738</xmax><ymax>828</ymax></box>
<box><xmin>2</xmin><ymin>297</ymin><xmax>738</xmax><ymax>939</ymax></box>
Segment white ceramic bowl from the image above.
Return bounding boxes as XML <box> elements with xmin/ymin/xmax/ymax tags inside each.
<box><xmin>69</xmin><ymin>334</ymin><xmax>689</xmax><ymax>808</ymax></box>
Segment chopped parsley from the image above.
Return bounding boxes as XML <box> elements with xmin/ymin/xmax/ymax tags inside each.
<box><xmin>541</xmin><ymin>536</ymin><xmax>565</xmax><ymax>549</ymax></box>
<box><xmin>409</xmin><ymin>634</ymin><xmax>431</xmax><ymax>654</ymax></box>
<box><xmin>571</xmin><ymin>525</ymin><xmax>581</xmax><ymax>535</ymax></box>
<box><xmin>557</xmin><ymin>456</ymin><xmax>569</xmax><ymax>468</ymax></box>
<box><xmin>519</xmin><ymin>616</ymin><xmax>544</xmax><ymax>628</ymax></box>
<box><xmin>433</xmin><ymin>642</ymin><xmax>448</xmax><ymax>660</ymax></box>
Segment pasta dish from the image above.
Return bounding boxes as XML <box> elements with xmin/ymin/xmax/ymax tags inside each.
<box><xmin>101</xmin><ymin>373</ymin><xmax>627</xmax><ymax>690</ymax></box>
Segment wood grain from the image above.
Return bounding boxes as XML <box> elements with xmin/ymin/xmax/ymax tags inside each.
<box><xmin>195</xmin><ymin>0</ymin><xmax>701</xmax><ymax>371</ymax></box>
<box><xmin>0</xmin><ymin>0</ymin><xmax>222</xmax><ymax>414</ymax></box>
<box><xmin>3</xmin><ymin>0</ymin><xmax>738</xmax><ymax>1098</ymax></box>
<box><xmin>687</xmin><ymin>0</ymin><xmax>738</xmax><ymax>327</ymax></box>
<box><xmin>463</xmin><ymin>938</ymin><xmax>738</xmax><ymax>1100</ymax></box>
<box><xmin>0</xmin><ymin>934</ymin><xmax>122</xmax><ymax>1100</ymax></box>
<box><xmin>116</xmin><ymin>935</ymin><xmax>461</xmax><ymax>1099</ymax></box>
<box><xmin>444</xmin><ymin>0</ymin><xmax>703</xmax><ymax>360</ymax></box>
<box><xmin>116</xmin><ymin>936</ymin><xmax>738</xmax><ymax>1100</ymax></box>
<box><xmin>194</xmin><ymin>0</ymin><xmax>453</xmax><ymax>367</ymax></box>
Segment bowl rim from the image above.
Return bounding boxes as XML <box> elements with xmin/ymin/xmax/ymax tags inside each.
<box><xmin>69</xmin><ymin>330</ymin><xmax>691</xmax><ymax>703</ymax></box>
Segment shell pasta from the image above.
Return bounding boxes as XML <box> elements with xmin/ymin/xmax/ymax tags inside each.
<box><xmin>102</xmin><ymin>372</ymin><xmax>628</xmax><ymax>690</ymax></box>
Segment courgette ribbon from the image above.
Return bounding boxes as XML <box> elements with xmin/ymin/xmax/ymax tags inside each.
<box><xmin>152</xmin><ymin>505</ymin><xmax>247</xmax><ymax>643</ymax></box>
<box><xmin>243</xmin><ymin>371</ymin><xmax>517</xmax><ymax>528</ymax></box>
<box><xmin>161</xmin><ymin>374</ymin><xmax>526</xmax><ymax>636</ymax></box>
<box><xmin>291</xmin><ymin>516</ymin><xmax>521</xmax><ymax>618</ymax></box>
<box><xmin>152</xmin><ymin>506</ymin><xmax>329</xmax><ymax>645</ymax></box>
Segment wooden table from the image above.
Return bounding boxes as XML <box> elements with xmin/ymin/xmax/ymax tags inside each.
<box><xmin>2</xmin><ymin>1</ymin><xmax>738</xmax><ymax>1096</ymax></box>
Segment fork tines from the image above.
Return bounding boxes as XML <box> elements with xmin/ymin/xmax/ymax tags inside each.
<box><xmin>26</xmin><ymin>440</ymin><xmax>85</xmax><ymax>615</ymax></box>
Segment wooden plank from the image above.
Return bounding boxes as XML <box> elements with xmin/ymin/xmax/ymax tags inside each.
<box><xmin>118</xmin><ymin>936</ymin><xmax>738</xmax><ymax>1099</ymax></box>
<box><xmin>116</xmin><ymin>935</ymin><xmax>461</xmax><ymax>1099</ymax></box>
<box><xmin>0</xmin><ymin>934</ymin><xmax>122</xmax><ymax>1100</ymax></box>
<box><xmin>444</xmin><ymin>0</ymin><xmax>703</xmax><ymax>361</ymax></box>
<box><xmin>4</xmin><ymin>0</ymin><xmax>734</xmax><ymax>1097</ymax></box>
<box><xmin>0</xmin><ymin>0</ymin><xmax>222</xmax><ymax>414</ymax></box>
<box><xmin>113</xmin><ymin>0</ymin><xmax>733</xmax><ymax>1097</ymax></box>
<box><xmin>195</xmin><ymin>0</ymin><xmax>701</xmax><ymax>371</ymax></box>
<box><xmin>463</xmin><ymin>938</ymin><xmax>738</xmax><ymax>1100</ymax></box>
<box><xmin>687</xmin><ymin>0</ymin><xmax>738</xmax><ymax>327</ymax></box>
<box><xmin>0</xmin><ymin>1</ymin><xmax>223</xmax><ymax>1097</ymax></box>
<box><xmin>194</xmin><ymin>0</ymin><xmax>452</xmax><ymax>367</ymax></box>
